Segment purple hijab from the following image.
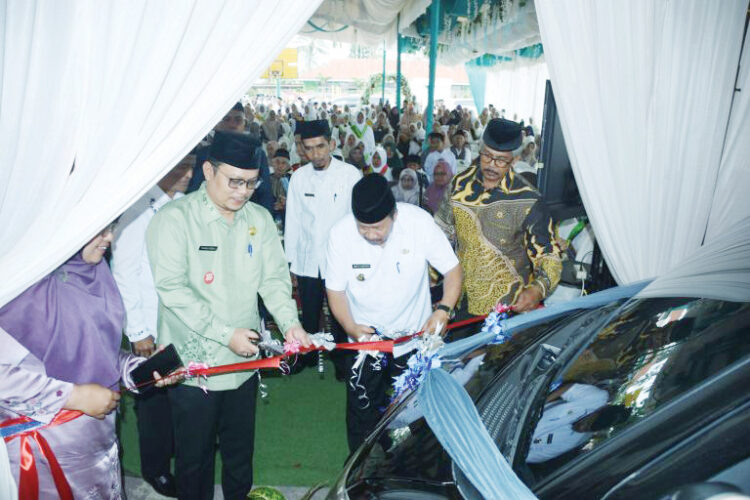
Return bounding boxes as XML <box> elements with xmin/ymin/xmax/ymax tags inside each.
<box><xmin>0</xmin><ymin>253</ymin><xmax>125</xmax><ymax>390</ymax></box>
<box><xmin>425</xmin><ymin>163</ymin><xmax>454</xmax><ymax>213</ymax></box>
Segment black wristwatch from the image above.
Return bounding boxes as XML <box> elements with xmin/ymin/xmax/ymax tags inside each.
<box><xmin>436</xmin><ymin>304</ymin><xmax>454</xmax><ymax>318</ymax></box>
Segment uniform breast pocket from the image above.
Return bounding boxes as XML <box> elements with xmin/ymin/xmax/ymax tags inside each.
<box><xmin>350</xmin><ymin>264</ymin><xmax>373</xmax><ymax>284</ymax></box>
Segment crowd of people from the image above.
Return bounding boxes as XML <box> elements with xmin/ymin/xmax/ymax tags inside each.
<box><xmin>0</xmin><ymin>93</ymin><xmax>561</xmax><ymax>500</ymax></box>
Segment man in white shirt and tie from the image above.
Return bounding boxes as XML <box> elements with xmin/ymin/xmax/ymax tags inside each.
<box><xmin>285</xmin><ymin>120</ymin><xmax>361</xmax><ymax>373</ymax></box>
<box><xmin>110</xmin><ymin>153</ymin><xmax>194</xmax><ymax>497</ymax></box>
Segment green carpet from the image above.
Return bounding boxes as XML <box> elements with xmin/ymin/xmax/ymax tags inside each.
<box><xmin>118</xmin><ymin>361</ymin><xmax>349</xmax><ymax>487</ymax></box>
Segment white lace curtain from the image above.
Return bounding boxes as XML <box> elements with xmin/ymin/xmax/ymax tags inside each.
<box><xmin>0</xmin><ymin>0</ymin><xmax>322</xmax><ymax>307</ymax></box>
<box><xmin>535</xmin><ymin>0</ymin><xmax>750</xmax><ymax>287</ymax></box>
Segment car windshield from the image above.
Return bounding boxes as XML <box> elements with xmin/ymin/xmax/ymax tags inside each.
<box><xmin>515</xmin><ymin>297</ymin><xmax>750</xmax><ymax>488</ymax></box>
<box><xmin>344</xmin><ymin>308</ymin><xmax>603</xmax><ymax>491</ymax></box>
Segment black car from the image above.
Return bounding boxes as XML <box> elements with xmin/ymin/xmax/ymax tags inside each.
<box><xmin>327</xmin><ymin>295</ymin><xmax>750</xmax><ymax>499</ymax></box>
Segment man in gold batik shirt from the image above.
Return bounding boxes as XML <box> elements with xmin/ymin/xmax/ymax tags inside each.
<box><xmin>435</xmin><ymin>118</ymin><xmax>562</xmax><ymax>317</ymax></box>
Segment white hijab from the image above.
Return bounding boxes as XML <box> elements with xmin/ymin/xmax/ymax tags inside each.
<box><xmin>392</xmin><ymin>168</ymin><xmax>420</xmax><ymax>205</ymax></box>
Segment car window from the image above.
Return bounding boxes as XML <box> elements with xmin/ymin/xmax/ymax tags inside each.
<box><xmin>520</xmin><ymin>298</ymin><xmax>750</xmax><ymax>481</ymax></box>
<box><xmin>345</xmin><ymin>313</ymin><xmax>580</xmax><ymax>489</ymax></box>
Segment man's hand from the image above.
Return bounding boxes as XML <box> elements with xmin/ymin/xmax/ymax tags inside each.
<box><xmin>284</xmin><ymin>324</ymin><xmax>312</xmax><ymax>348</ymax></box>
<box><xmin>64</xmin><ymin>383</ymin><xmax>120</xmax><ymax>419</ymax></box>
<box><xmin>228</xmin><ymin>328</ymin><xmax>260</xmax><ymax>357</ymax></box>
<box><xmin>132</xmin><ymin>336</ymin><xmax>156</xmax><ymax>357</ymax></box>
<box><xmin>512</xmin><ymin>286</ymin><xmax>543</xmax><ymax>313</ymax></box>
<box><xmin>421</xmin><ymin>308</ymin><xmax>450</xmax><ymax>336</ymax></box>
<box><xmin>348</xmin><ymin>324</ymin><xmax>376</xmax><ymax>342</ymax></box>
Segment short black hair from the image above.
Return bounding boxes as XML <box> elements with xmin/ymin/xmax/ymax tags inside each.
<box><xmin>428</xmin><ymin>132</ymin><xmax>444</xmax><ymax>141</ymax></box>
<box><xmin>232</xmin><ymin>102</ymin><xmax>244</xmax><ymax>113</ymax></box>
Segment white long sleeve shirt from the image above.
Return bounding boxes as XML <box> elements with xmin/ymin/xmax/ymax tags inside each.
<box><xmin>284</xmin><ymin>157</ymin><xmax>361</xmax><ymax>279</ymax></box>
<box><xmin>111</xmin><ymin>186</ymin><xmax>181</xmax><ymax>342</ymax></box>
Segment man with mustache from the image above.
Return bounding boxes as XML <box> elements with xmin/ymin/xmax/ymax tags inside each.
<box><xmin>284</xmin><ymin>120</ymin><xmax>361</xmax><ymax>374</ymax></box>
<box><xmin>435</xmin><ymin>118</ymin><xmax>562</xmax><ymax>323</ymax></box>
<box><xmin>325</xmin><ymin>174</ymin><xmax>462</xmax><ymax>451</ymax></box>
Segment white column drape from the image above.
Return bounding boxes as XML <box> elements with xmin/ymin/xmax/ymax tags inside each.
<box><xmin>535</xmin><ymin>0</ymin><xmax>749</xmax><ymax>285</ymax></box>
<box><xmin>0</xmin><ymin>0</ymin><xmax>322</xmax><ymax>307</ymax></box>
<box><xmin>705</xmin><ymin>25</ymin><xmax>750</xmax><ymax>243</ymax></box>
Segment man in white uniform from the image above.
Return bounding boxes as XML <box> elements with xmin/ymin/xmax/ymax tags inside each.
<box><xmin>285</xmin><ymin>120</ymin><xmax>361</xmax><ymax>372</ymax></box>
<box><xmin>526</xmin><ymin>383</ymin><xmax>629</xmax><ymax>464</ymax></box>
<box><xmin>326</xmin><ymin>175</ymin><xmax>462</xmax><ymax>451</ymax></box>
<box><xmin>110</xmin><ymin>154</ymin><xmax>194</xmax><ymax>497</ymax></box>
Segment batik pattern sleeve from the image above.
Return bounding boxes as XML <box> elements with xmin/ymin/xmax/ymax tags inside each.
<box><xmin>523</xmin><ymin>200</ymin><xmax>563</xmax><ymax>298</ymax></box>
<box><xmin>257</xmin><ymin>210</ymin><xmax>300</xmax><ymax>334</ymax></box>
<box><xmin>433</xmin><ymin>186</ymin><xmax>457</xmax><ymax>246</ymax></box>
<box><xmin>147</xmin><ymin>209</ymin><xmax>234</xmax><ymax>346</ymax></box>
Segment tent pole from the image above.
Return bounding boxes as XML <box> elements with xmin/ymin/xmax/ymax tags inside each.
<box><xmin>396</xmin><ymin>13</ymin><xmax>402</xmax><ymax>113</ymax></box>
<box><xmin>424</xmin><ymin>0</ymin><xmax>440</xmax><ymax>146</ymax></box>
<box><xmin>381</xmin><ymin>40</ymin><xmax>387</xmax><ymax>105</ymax></box>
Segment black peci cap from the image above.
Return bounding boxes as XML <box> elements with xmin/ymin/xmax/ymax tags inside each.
<box><xmin>482</xmin><ymin>118</ymin><xmax>524</xmax><ymax>151</ymax></box>
<box><xmin>351</xmin><ymin>174</ymin><xmax>396</xmax><ymax>223</ymax></box>
<box><xmin>209</xmin><ymin>131</ymin><xmax>258</xmax><ymax>170</ymax></box>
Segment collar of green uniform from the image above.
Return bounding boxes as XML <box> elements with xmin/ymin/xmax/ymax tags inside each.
<box><xmin>198</xmin><ymin>182</ymin><xmax>247</xmax><ymax>225</ymax></box>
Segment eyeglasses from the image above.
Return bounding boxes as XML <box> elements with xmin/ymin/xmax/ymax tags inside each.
<box><xmin>216</xmin><ymin>168</ymin><xmax>262</xmax><ymax>190</ymax></box>
<box><xmin>479</xmin><ymin>151</ymin><xmax>514</xmax><ymax>167</ymax></box>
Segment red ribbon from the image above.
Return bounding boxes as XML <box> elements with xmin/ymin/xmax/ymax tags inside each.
<box><xmin>187</xmin><ymin>314</ymin><xmax>490</xmax><ymax>378</ymax></box>
<box><xmin>2</xmin><ymin>409</ymin><xmax>81</xmax><ymax>500</ymax></box>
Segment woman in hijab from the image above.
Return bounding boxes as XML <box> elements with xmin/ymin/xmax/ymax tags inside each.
<box><xmin>391</xmin><ymin>168</ymin><xmax>420</xmax><ymax>205</ymax></box>
<box><xmin>261</xmin><ymin>110</ymin><xmax>283</xmax><ymax>143</ymax></box>
<box><xmin>347</xmin><ymin>142</ymin><xmax>368</xmax><ymax>173</ymax></box>
<box><xmin>367</xmin><ymin>145</ymin><xmax>392</xmax><ymax>182</ymax></box>
<box><xmin>373</xmin><ymin>112</ymin><xmax>392</xmax><ymax>144</ymax></box>
<box><xmin>0</xmin><ymin>225</ymin><xmax>179</xmax><ymax>498</ymax></box>
<box><xmin>383</xmin><ymin>140</ymin><xmax>403</xmax><ymax>180</ymax></box>
<box><xmin>425</xmin><ymin>159</ymin><xmax>454</xmax><ymax>214</ymax></box>
<box><xmin>342</xmin><ymin>132</ymin><xmax>358</xmax><ymax>161</ymax></box>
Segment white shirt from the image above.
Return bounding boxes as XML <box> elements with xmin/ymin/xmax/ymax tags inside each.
<box><xmin>325</xmin><ymin>203</ymin><xmax>459</xmax><ymax>336</ymax></box>
<box><xmin>526</xmin><ymin>383</ymin><xmax>609</xmax><ymax>463</ymax></box>
<box><xmin>285</xmin><ymin>157</ymin><xmax>361</xmax><ymax>278</ymax></box>
<box><xmin>111</xmin><ymin>186</ymin><xmax>181</xmax><ymax>342</ymax></box>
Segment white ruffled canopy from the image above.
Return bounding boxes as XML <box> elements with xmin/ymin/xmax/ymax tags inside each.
<box><xmin>303</xmin><ymin>0</ymin><xmax>430</xmax><ymax>46</ymax></box>
<box><xmin>536</xmin><ymin>0</ymin><xmax>750</xmax><ymax>295</ymax></box>
<box><xmin>0</xmin><ymin>0</ymin><xmax>322</xmax><ymax>308</ymax></box>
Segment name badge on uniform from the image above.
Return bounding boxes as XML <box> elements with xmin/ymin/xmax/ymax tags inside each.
<box><xmin>199</xmin><ymin>245</ymin><xmax>218</xmax><ymax>251</ymax></box>
<box><xmin>352</xmin><ymin>264</ymin><xmax>371</xmax><ymax>269</ymax></box>
<box><xmin>304</xmin><ymin>193</ymin><xmax>315</xmax><ymax>197</ymax></box>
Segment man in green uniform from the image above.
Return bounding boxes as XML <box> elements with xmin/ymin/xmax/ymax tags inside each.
<box><xmin>435</xmin><ymin>118</ymin><xmax>562</xmax><ymax>319</ymax></box>
<box><xmin>147</xmin><ymin>131</ymin><xmax>310</xmax><ymax>500</ymax></box>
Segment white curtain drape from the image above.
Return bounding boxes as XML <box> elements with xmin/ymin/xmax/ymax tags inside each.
<box><xmin>638</xmin><ymin>216</ymin><xmax>750</xmax><ymax>303</ymax></box>
<box><xmin>705</xmin><ymin>24</ymin><xmax>750</xmax><ymax>242</ymax></box>
<box><xmin>484</xmin><ymin>59</ymin><xmax>549</xmax><ymax>126</ymax></box>
<box><xmin>0</xmin><ymin>0</ymin><xmax>322</xmax><ymax>308</ymax></box>
<box><xmin>535</xmin><ymin>0</ymin><xmax>749</xmax><ymax>285</ymax></box>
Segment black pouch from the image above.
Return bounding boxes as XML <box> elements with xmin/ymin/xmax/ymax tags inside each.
<box><xmin>130</xmin><ymin>344</ymin><xmax>183</xmax><ymax>394</ymax></box>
